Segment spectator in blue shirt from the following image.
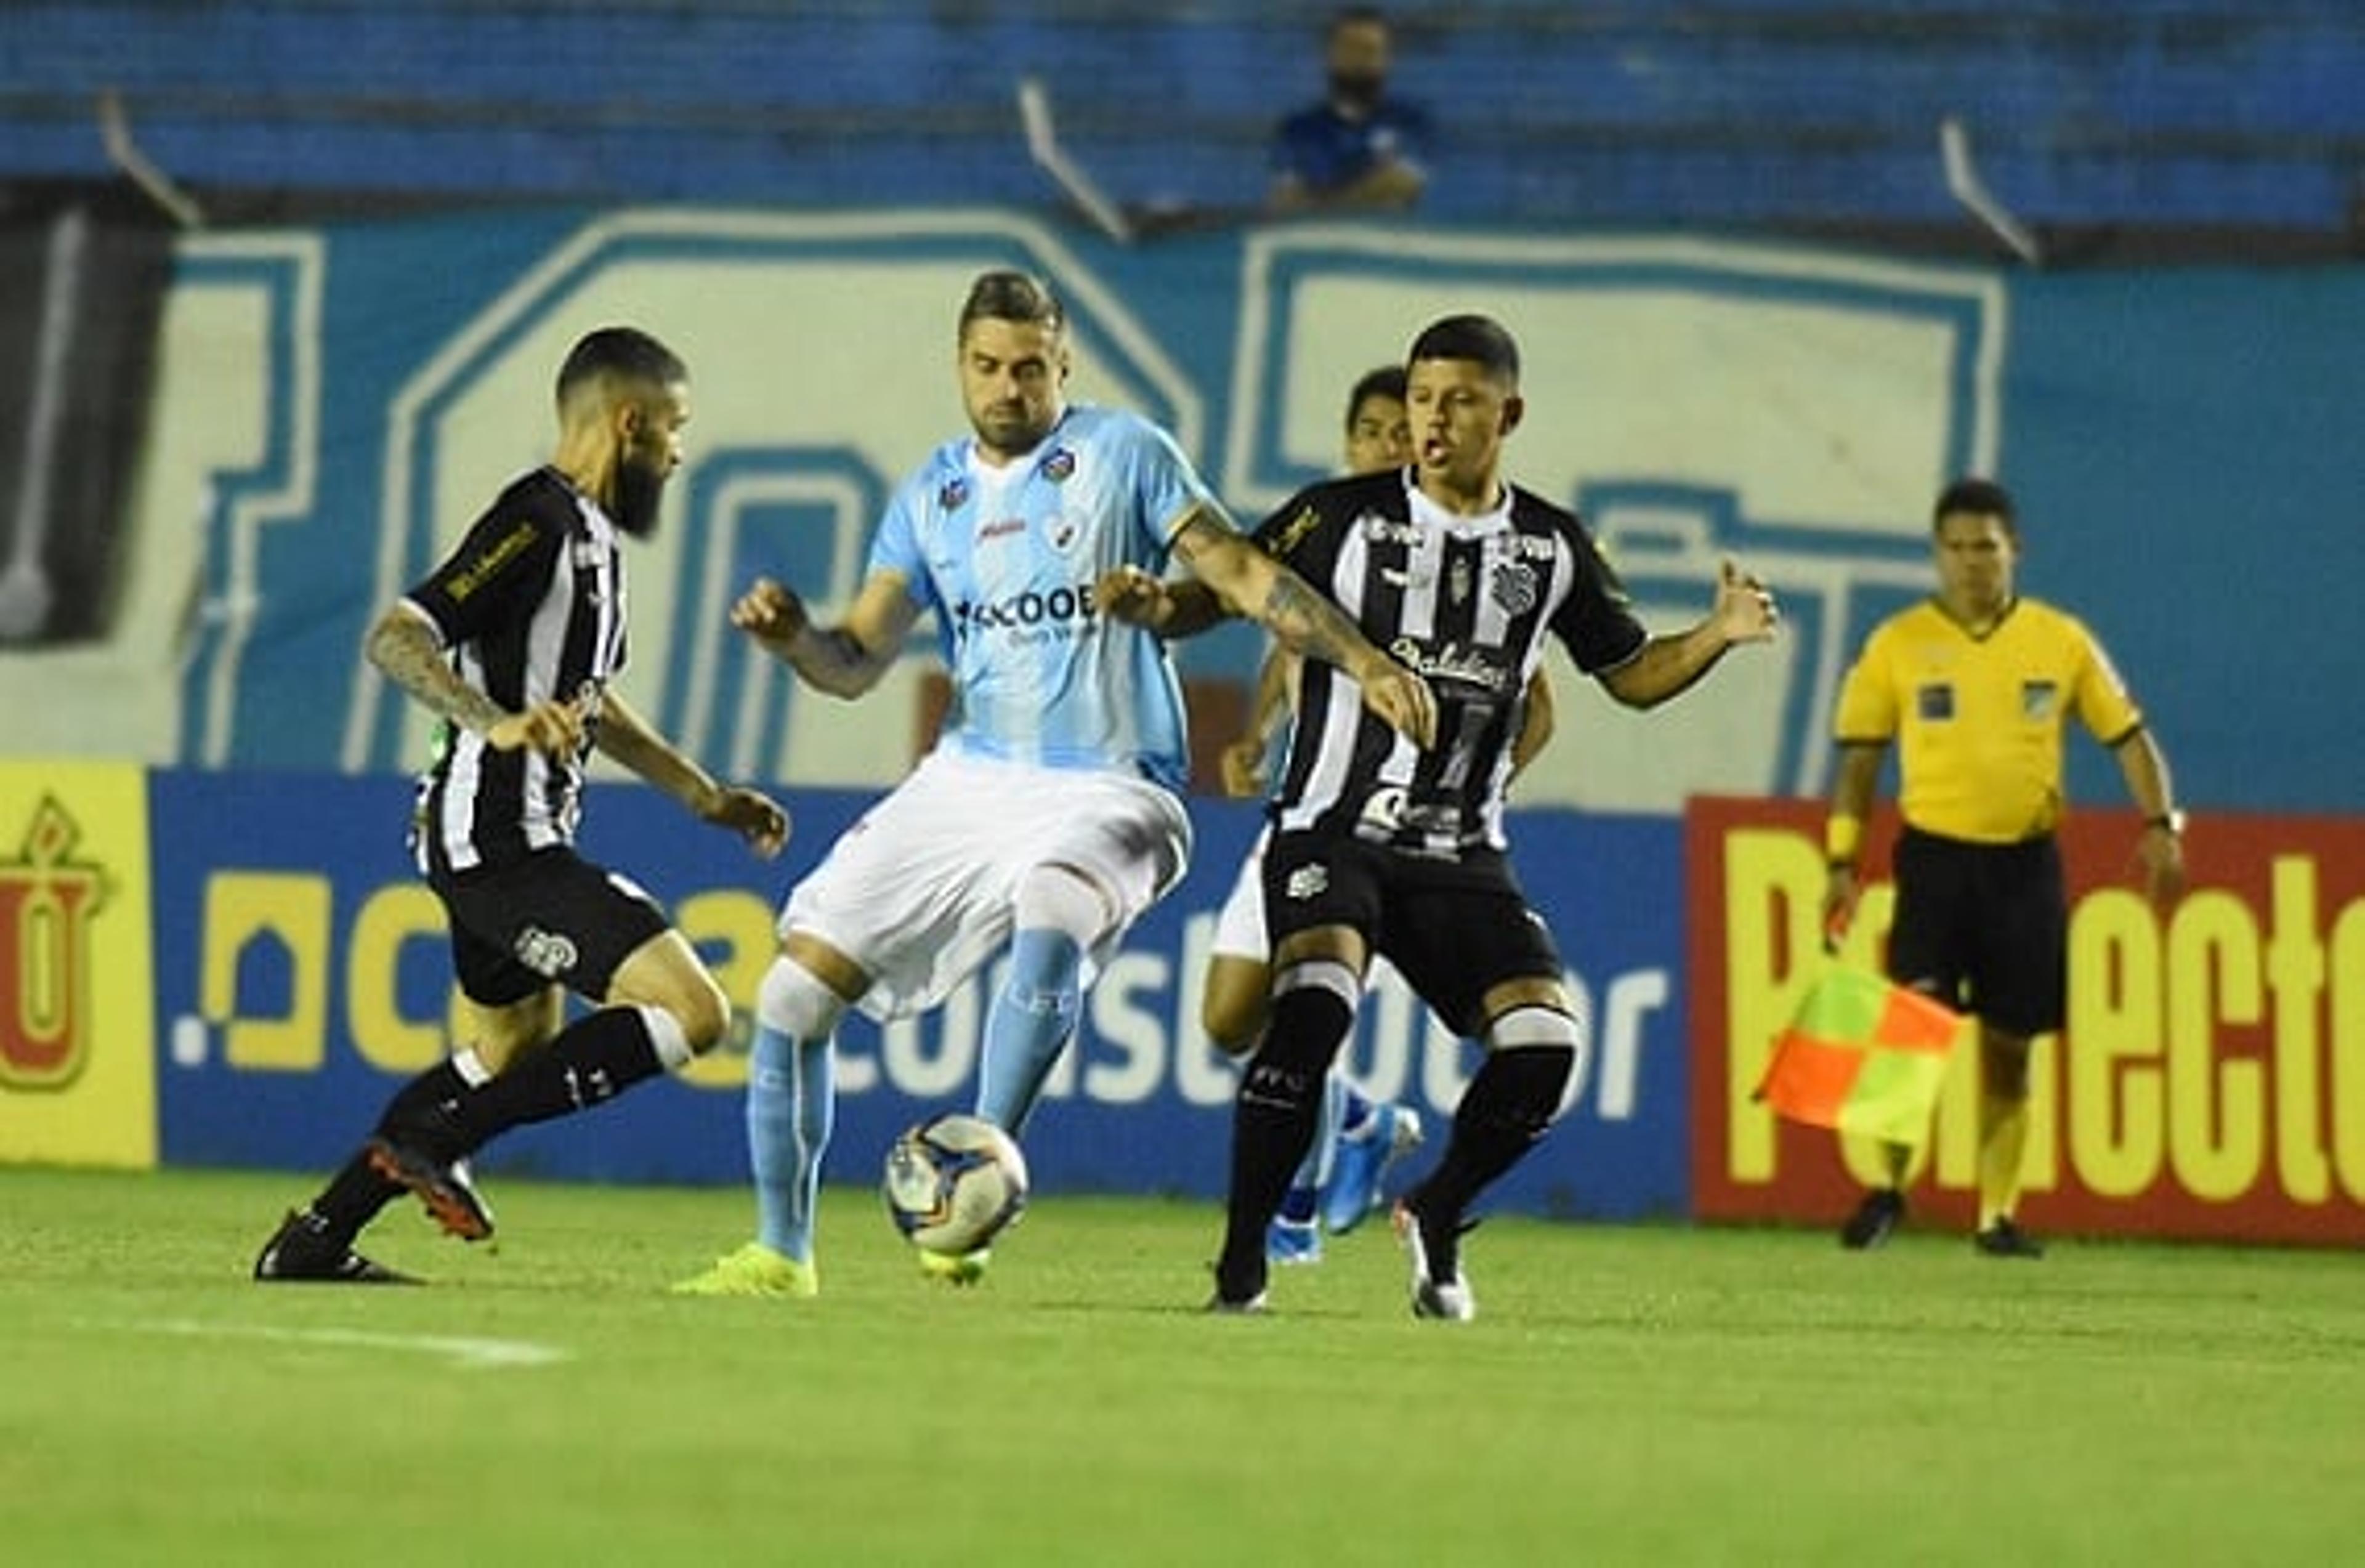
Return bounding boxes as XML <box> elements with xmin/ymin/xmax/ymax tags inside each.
<box><xmin>1268</xmin><ymin>7</ymin><xmax>1431</xmax><ymax>214</ymax></box>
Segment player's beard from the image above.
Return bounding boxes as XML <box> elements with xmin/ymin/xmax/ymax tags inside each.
<box><xmin>974</xmin><ymin>400</ymin><xmax>1053</xmax><ymax>462</ymax></box>
<box><xmin>611</xmin><ymin>449</ymin><xmax>668</xmax><ymax>540</ymax></box>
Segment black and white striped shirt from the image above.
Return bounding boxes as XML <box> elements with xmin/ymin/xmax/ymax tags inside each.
<box><xmin>1254</xmin><ymin>469</ymin><xmax>1645</xmax><ymax>857</ymax></box>
<box><xmin>404</xmin><ymin>467</ymin><xmax>628</xmax><ymax>874</ymax></box>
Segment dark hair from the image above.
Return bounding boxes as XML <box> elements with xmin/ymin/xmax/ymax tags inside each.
<box><xmin>556</xmin><ymin>326</ymin><xmax>685</xmax><ymax>406</ymax></box>
<box><xmin>1344</xmin><ymin>365</ymin><xmax>1408</xmax><ymax>429</ymax></box>
<box><xmin>1407</xmin><ymin>313</ymin><xmax>1519</xmax><ymax>384</ymax></box>
<box><xmin>1330</xmin><ymin>6</ymin><xmax>1389</xmax><ymax>37</ymax></box>
<box><xmin>1933</xmin><ymin>477</ymin><xmax>2017</xmax><ymax>533</ymax></box>
<box><xmin>959</xmin><ymin>269</ymin><xmax>1065</xmax><ymax>339</ymax></box>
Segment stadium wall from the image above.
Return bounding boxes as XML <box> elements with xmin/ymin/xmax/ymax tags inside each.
<box><xmin>5</xmin><ymin>759</ymin><xmax>2361</xmax><ymax>1244</ymax></box>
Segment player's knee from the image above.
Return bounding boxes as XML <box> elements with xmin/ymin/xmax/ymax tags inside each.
<box><xmin>1014</xmin><ymin>862</ymin><xmax>1115</xmax><ymax>950</ymax></box>
<box><xmin>1982</xmin><ymin>1041</ymin><xmax>2034</xmax><ymax>1101</ymax></box>
<box><xmin>758</xmin><ymin>955</ymin><xmax>847</xmax><ymax>1043</ymax></box>
<box><xmin>1200</xmin><ymin>957</ymin><xmax>1270</xmax><ymax>1054</ymax></box>
<box><xmin>1480</xmin><ymin>1004</ymin><xmax>1585</xmax><ymax>1131</ymax></box>
<box><xmin>1259</xmin><ymin>956</ymin><xmax>1361</xmax><ymax>1075</ymax></box>
<box><xmin>1202</xmin><ymin>995</ymin><xmax>1266</xmax><ymax>1057</ymax></box>
<box><xmin>667</xmin><ymin>968</ymin><xmax>732</xmax><ymax>1055</ymax></box>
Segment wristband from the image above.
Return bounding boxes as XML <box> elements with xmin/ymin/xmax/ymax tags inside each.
<box><xmin>1824</xmin><ymin>813</ymin><xmax>1863</xmax><ymax>869</ymax></box>
<box><xmin>2145</xmin><ymin>809</ymin><xmax>2186</xmax><ymax>836</ymax></box>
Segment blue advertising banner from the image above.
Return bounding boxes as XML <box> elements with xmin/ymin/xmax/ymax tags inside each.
<box><xmin>148</xmin><ymin>769</ymin><xmax>1691</xmax><ymax>1219</ymax></box>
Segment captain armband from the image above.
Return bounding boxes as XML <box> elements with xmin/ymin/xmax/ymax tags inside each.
<box><xmin>1824</xmin><ymin>813</ymin><xmax>1864</xmax><ymax>871</ymax></box>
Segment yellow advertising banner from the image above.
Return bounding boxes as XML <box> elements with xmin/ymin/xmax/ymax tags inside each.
<box><xmin>0</xmin><ymin>759</ymin><xmax>156</xmax><ymax>1167</ymax></box>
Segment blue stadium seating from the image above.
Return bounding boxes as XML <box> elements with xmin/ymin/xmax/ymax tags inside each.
<box><xmin>0</xmin><ymin>1</ymin><xmax>2356</xmax><ymax>228</ymax></box>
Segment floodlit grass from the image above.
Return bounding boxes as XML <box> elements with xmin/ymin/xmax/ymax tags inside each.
<box><xmin>3</xmin><ymin>1166</ymin><xmax>2361</xmax><ymax>1566</ymax></box>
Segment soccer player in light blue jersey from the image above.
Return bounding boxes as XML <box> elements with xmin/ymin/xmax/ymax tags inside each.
<box><xmin>675</xmin><ymin>270</ymin><xmax>1434</xmax><ymax>1296</ymax></box>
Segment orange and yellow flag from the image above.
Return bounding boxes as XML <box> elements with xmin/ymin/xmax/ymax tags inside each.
<box><xmin>1754</xmin><ymin>966</ymin><xmax>1966</xmax><ymax>1151</ymax></box>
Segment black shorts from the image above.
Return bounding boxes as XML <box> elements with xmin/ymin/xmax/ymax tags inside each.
<box><xmin>1886</xmin><ymin>826</ymin><xmax>2066</xmax><ymax>1038</ymax></box>
<box><xmin>1261</xmin><ymin>826</ymin><xmax>1564</xmax><ymax>1038</ymax></box>
<box><xmin>429</xmin><ymin>847</ymin><xmax>671</xmax><ymax>1008</ymax></box>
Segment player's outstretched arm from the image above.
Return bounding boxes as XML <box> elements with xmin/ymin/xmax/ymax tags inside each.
<box><xmin>1170</xmin><ymin>510</ymin><xmax>1437</xmax><ymax>748</ymax></box>
<box><xmin>593</xmin><ymin>689</ymin><xmax>789</xmax><ymax>859</ymax></box>
<box><xmin>365</xmin><ymin>601</ymin><xmax>583</xmax><ymax>758</ymax></box>
<box><xmin>1598</xmin><ymin>559</ymin><xmax>1780</xmax><ymax>710</ymax></box>
<box><xmin>732</xmin><ymin>573</ymin><xmax>918</xmax><ymax>700</ymax></box>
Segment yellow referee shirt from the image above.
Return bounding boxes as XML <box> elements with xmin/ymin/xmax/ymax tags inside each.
<box><xmin>1833</xmin><ymin>596</ymin><xmax>2143</xmax><ymax>843</ymax></box>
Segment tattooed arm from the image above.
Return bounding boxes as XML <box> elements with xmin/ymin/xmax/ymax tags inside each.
<box><xmin>1166</xmin><ymin>506</ymin><xmax>1437</xmax><ymax>747</ymax></box>
<box><xmin>365</xmin><ymin>601</ymin><xmax>585</xmax><ymax>758</ymax></box>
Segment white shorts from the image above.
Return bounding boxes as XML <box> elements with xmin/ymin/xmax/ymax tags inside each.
<box><xmin>782</xmin><ymin>748</ymin><xmax>1192</xmax><ymax>1021</ymax></box>
<box><xmin>1210</xmin><ymin>825</ymin><xmax>1271</xmax><ymax>962</ymax></box>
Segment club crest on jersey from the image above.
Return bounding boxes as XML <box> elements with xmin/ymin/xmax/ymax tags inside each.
<box><xmin>1284</xmin><ymin>862</ymin><xmax>1330</xmax><ymax>900</ymax></box>
<box><xmin>2022</xmin><ymin>679</ymin><xmax>2060</xmax><ymax>719</ymax></box>
<box><xmin>1489</xmin><ymin>560</ymin><xmax>1539</xmax><ymax>615</ymax></box>
<box><xmin>1449</xmin><ymin>557</ymin><xmax>1474</xmax><ymax>605</ymax></box>
<box><xmin>1038</xmin><ymin>447</ymin><xmax>1077</xmax><ymax>483</ymax></box>
<box><xmin>939</xmin><ymin>478</ymin><xmax>971</xmax><ymax>512</ymax></box>
<box><xmin>0</xmin><ymin>797</ymin><xmax>107</xmax><ymax>1091</ymax></box>
<box><xmin>512</xmin><ymin>925</ymin><xmax>580</xmax><ymax>979</ymax></box>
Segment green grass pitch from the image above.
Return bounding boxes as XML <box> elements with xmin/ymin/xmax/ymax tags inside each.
<box><xmin>4</xmin><ymin>1166</ymin><xmax>2361</xmax><ymax>1566</ymax></box>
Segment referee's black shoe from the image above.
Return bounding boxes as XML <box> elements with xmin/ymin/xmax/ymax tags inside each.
<box><xmin>253</xmin><ymin>1210</ymin><xmax>419</xmax><ymax>1284</ymax></box>
<box><xmin>366</xmin><ymin>1134</ymin><xmax>496</xmax><ymax>1243</ymax></box>
<box><xmin>1973</xmin><ymin>1216</ymin><xmax>2047</xmax><ymax>1259</ymax></box>
<box><xmin>1839</xmin><ymin>1187</ymin><xmax>1905</xmax><ymax>1250</ymax></box>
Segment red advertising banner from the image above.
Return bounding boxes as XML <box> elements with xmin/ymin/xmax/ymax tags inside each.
<box><xmin>1688</xmin><ymin>796</ymin><xmax>2365</xmax><ymax>1244</ymax></box>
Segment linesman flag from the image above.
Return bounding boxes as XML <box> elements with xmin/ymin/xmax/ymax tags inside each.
<box><xmin>1754</xmin><ymin>966</ymin><xmax>1967</xmax><ymax>1150</ymax></box>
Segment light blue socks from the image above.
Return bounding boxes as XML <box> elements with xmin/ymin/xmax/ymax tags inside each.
<box><xmin>974</xmin><ymin>926</ymin><xmax>1083</xmax><ymax>1133</ymax></box>
<box><xmin>748</xmin><ymin>1024</ymin><xmax>833</xmax><ymax>1264</ymax></box>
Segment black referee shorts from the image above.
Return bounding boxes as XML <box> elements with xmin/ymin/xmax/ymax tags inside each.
<box><xmin>1886</xmin><ymin>825</ymin><xmax>2067</xmax><ymax>1039</ymax></box>
<box><xmin>428</xmin><ymin>847</ymin><xmax>671</xmax><ymax>1008</ymax></box>
<box><xmin>1262</xmin><ymin>825</ymin><xmax>1564</xmax><ymax>1038</ymax></box>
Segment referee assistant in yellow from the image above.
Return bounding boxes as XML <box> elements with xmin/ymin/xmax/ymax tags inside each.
<box><xmin>1822</xmin><ymin>478</ymin><xmax>2186</xmax><ymax>1258</ymax></box>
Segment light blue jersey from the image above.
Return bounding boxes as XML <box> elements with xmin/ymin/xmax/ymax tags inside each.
<box><xmin>868</xmin><ymin>405</ymin><xmax>1213</xmax><ymax>793</ymax></box>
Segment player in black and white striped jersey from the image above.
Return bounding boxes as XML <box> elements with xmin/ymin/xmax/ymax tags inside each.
<box><xmin>1104</xmin><ymin>314</ymin><xmax>1780</xmax><ymax>1318</ymax></box>
<box><xmin>255</xmin><ymin>326</ymin><xmax>788</xmax><ymax>1283</ymax></box>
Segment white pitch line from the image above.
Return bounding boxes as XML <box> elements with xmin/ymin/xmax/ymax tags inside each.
<box><xmin>100</xmin><ymin>1318</ymin><xmax>571</xmax><ymax>1370</ymax></box>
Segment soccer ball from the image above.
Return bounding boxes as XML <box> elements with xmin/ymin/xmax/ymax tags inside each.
<box><xmin>882</xmin><ymin>1112</ymin><xmax>1029</xmax><ymax>1256</ymax></box>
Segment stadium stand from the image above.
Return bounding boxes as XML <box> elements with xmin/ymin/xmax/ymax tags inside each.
<box><xmin>0</xmin><ymin>1</ymin><xmax>2358</xmax><ymax>243</ymax></box>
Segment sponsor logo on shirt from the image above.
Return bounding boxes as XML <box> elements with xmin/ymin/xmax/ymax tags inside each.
<box><xmin>446</xmin><ymin>520</ymin><xmax>536</xmax><ymax>601</ymax></box>
<box><xmin>1269</xmin><ymin>504</ymin><xmax>1323</xmax><ymax>556</ymax></box>
<box><xmin>1387</xmin><ymin>638</ymin><xmax>1515</xmax><ymax>692</ymax></box>
<box><xmin>948</xmin><ymin>580</ymin><xmax>1101</xmax><ymax>636</ymax></box>
<box><xmin>977</xmin><ymin>516</ymin><xmax>1027</xmax><ymax>543</ymax></box>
